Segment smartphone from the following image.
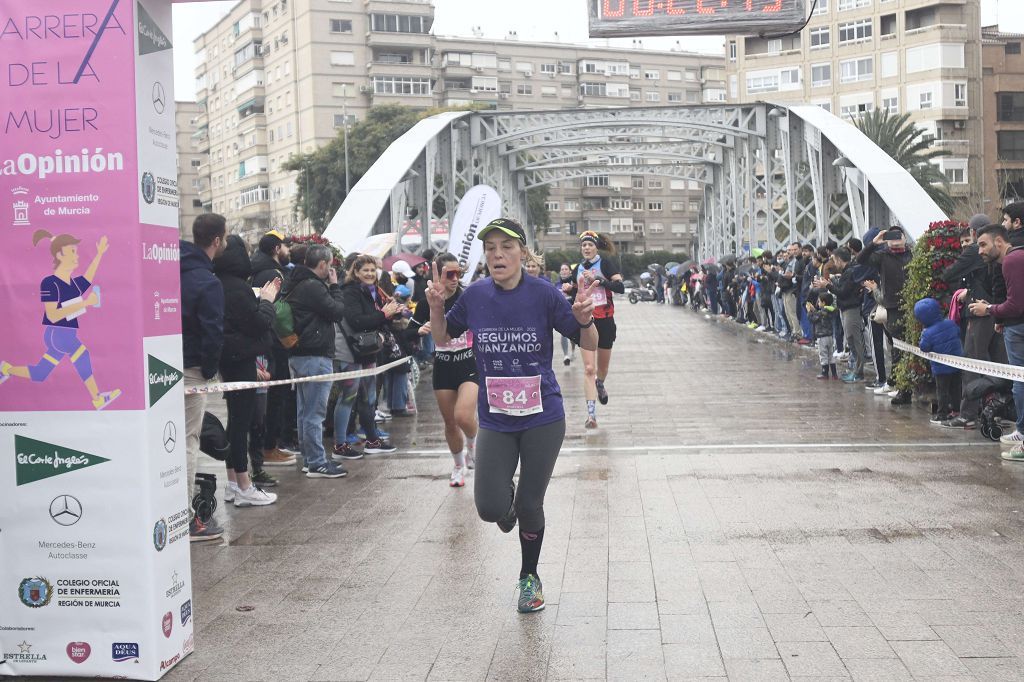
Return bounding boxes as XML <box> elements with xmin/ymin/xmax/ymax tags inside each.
<box><xmin>884</xmin><ymin>229</ymin><xmax>903</xmax><ymax>240</ymax></box>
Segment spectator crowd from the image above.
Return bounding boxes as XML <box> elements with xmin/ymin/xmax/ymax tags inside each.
<box><xmin>676</xmin><ymin>203</ymin><xmax>1024</xmax><ymax>461</ymax></box>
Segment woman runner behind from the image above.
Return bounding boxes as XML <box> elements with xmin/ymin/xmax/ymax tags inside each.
<box><xmin>410</xmin><ymin>253</ymin><xmax>479</xmax><ymax>487</ymax></box>
<box><xmin>427</xmin><ymin>218</ymin><xmax>599</xmax><ymax>613</ymax></box>
<box><xmin>565</xmin><ymin>231</ymin><xmax>624</xmax><ymax>429</ymax></box>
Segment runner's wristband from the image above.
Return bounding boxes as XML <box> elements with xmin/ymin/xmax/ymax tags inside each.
<box><xmin>580</xmin><ymin>317</ymin><xmax>595</xmax><ymax>328</ymax></box>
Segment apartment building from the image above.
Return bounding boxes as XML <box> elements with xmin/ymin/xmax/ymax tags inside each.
<box><xmin>176</xmin><ymin>100</ymin><xmax>205</xmax><ymax>237</ymax></box>
<box><xmin>725</xmin><ymin>0</ymin><xmax>984</xmax><ymax>199</ymax></box>
<box><xmin>982</xmin><ymin>26</ymin><xmax>1024</xmax><ymax>205</ymax></box>
<box><xmin>190</xmin><ymin>0</ymin><xmax>725</xmax><ymax>254</ymax></box>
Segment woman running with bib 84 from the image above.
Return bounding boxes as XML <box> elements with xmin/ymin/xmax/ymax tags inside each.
<box><xmin>427</xmin><ymin>217</ymin><xmax>599</xmax><ymax>614</ymax></box>
<box><xmin>564</xmin><ymin>231</ymin><xmax>624</xmax><ymax>429</ymax></box>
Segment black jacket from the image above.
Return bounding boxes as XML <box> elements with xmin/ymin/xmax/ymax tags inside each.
<box><xmin>942</xmin><ymin>243</ymin><xmax>994</xmax><ymax>309</ymax></box>
<box><xmin>215</xmin><ymin>235</ymin><xmax>275</xmax><ymax>366</ymax></box>
<box><xmin>180</xmin><ymin>240</ymin><xmax>224</xmax><ymax>379</ymax></box>
<box><xmin>250</xmin><ymin>250</ymin><xmax>286</xmax><ymax>289</ymax></box>
<box><xmin>827</xmin><ymin>267</ymin><xmax>863</xmax><ymax>311</ymax></box>
<box><xmin>857</xmin><ymin>241</ymin><xmax>912</xmax><ymax>309</ymax></box>
<box><xmin>341</xmin><ymin>281</ymin><xmax>390</xmax><ymax>333</ymax></box>
<box><xmin>283</xmin><ymin>265</ymin><xmax>345</xmax><ymax>358</ymax></box>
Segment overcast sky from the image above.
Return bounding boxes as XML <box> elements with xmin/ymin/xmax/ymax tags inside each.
<box><xmin>173</xmin><ymin>0</ymin><xmax>1024</xmax><ymax>101</ymax></box>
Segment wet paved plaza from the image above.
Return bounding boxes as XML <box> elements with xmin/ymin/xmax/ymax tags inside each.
<box><xmin>168</xmin><ymin>303</ymin><xmax>1024</xmax><ymax>681</ymax></box>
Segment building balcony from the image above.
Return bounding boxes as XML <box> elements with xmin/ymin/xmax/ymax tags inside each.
<box><xmin>366</xmin><ymin>30</ymin><xmax>432</xmax><ymax>49</ymax></box>
<box><xmin>199</xmin><ymin>187</ymin><xmax>213</xmax><ymax>204</ymax></box>
<box><xmin>903</xmin><ymin>23</ymin><xmax>969</xmax><ymax>42</ymax></box>
<box><xmin>232</xmin><ymin>56</ymin><xmax>263</xmax><ymax>79</ymax></box>
<box><xmin>367</xmin><ymin>61</ymin><xmax>432</xmax><ymax>77</ymax></box>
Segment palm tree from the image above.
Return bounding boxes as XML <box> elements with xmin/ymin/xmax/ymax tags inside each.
<box><xmin>854</xmin><ymin>109</ymin><xmax>955</xmax><ymax>217</ymax></box>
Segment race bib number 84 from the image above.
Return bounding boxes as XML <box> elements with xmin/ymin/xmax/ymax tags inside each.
<box><xmin>486</xmin><ymin>376</ymin><xmax>543</xmax><ymax>416</ymax></box>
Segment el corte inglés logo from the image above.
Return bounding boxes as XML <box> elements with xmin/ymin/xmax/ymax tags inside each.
<box><xmin>15</xmin><ymin>436</ymin><xmax>109</xmax><ymax>486</ymax></box>
<box><xmin>148</xmin><ymin>355</ymin><xmax>182</xmax><ymax>406</ymax></box>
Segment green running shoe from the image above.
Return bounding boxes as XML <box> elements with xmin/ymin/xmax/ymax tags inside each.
<box><xmin>517</xmin><ymin>575</ymin><xmax>545</xmax><ymax>613</ymax></box>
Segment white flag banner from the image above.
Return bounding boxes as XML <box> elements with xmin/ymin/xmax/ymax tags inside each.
<box><xmin>448</xmin><ymin>186</ymin><xmax>501</xmax><ymax>286</ymax></box>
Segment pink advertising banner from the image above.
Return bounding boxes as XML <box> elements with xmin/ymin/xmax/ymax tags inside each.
<box><xmin>0</xmin><ymin>0</ymin><xmax>145</xmax><ymax>411</ymax></box>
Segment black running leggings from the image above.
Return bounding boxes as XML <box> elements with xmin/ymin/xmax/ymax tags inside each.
<box><xmin>221</xmin><ymin>359</ymin><xmax>257</xmax><ymax>474</ymax></box>
<box><xmin>474</xmin><ymin>419</ymin><xmax>565</xmax><ymax>533</ymax></box>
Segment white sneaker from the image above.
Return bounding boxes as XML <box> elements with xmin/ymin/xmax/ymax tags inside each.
<box><xmin>873</xmin><ymin>383</ymin><xmax>891</xmax><ymax>395</ymax></box>
<box><xmin>449</xmin><ymin>466</ymin><xmax>466</xmax><ymax>488</ymax></box>
<box><xmin>465</xmin><ymin>439</ymin><xmax>476</xmax><ymax>470</ymax></box>
<box><xmin>755</xmin><ymin>325</ymin><xmax>766</xmax><ymax>332</ymax></box>
<box><xmin>234</xmin><ymin>485</ymin><xmax>277</xmax><ymax>507</ymax></box>
<box><xmin>1000</xmin><ymin>430</ymin><xmax>1024</xmax><ymax>445</ymax></box>
<box><xmin>224</xmin><ymin>482</ymin><xmax>239</xmax><ymax>503</ymax></box>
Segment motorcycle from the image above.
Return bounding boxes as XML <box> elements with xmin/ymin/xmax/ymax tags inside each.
<box><xmin>628</xmin><ymin>285</ymin><xmax>658</xmax><ymax>304</ymax></box>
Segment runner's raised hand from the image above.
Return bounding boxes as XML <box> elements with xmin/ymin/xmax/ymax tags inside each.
<box><xmin>572</xmin><ymin>277</ymin><xmax>601</xmax><ymax>324</ymax></box>
<box><xmin>426</xmin><ymin>261</ymin><xmax>447</xmax><ymax>309</ymax></box>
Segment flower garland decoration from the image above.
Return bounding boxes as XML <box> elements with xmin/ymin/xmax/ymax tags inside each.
<box><xmin>892</xmin><ymin>220</ymin><xmax>966</xmax><ymax>393</ymax></box>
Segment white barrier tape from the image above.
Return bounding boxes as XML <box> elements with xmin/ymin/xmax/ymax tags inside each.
<box><xmin>185</xmin><ymin>357</ymin><xmax>412</xmax><ymax>395</ymax></box>
<box><xmin>892</xmin><ymin>339</ymin><xmax>1024</xmax><ymax>383</ymax></box>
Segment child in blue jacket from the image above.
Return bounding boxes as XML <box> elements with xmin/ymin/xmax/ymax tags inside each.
<box><xmin>914</xmin><ymin>297</ymin><xmax>964</xmax><ymax>421</ymax></box>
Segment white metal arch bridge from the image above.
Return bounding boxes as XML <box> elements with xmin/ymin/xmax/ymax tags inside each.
<box><xmin>323</xmin><ymin>102</ymin><xmax>946</xmax><ymax>261</ymax></box>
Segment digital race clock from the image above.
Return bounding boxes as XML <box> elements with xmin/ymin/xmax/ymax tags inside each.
<box><xmin>589</xmin><ymin>0</ymin><xmax>808</xmax><ymax>37</ymax></box>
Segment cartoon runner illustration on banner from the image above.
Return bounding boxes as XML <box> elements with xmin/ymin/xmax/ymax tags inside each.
<box><xmin>0</xmin><ymin>230</ymin><xmax>121</xmax><ymax>410</ymax></box>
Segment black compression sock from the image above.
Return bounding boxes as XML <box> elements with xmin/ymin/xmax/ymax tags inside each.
<box><xmin>519</xmin><ymin>527</ymin><xmax>545</xmax><ymax>580</ymax></box>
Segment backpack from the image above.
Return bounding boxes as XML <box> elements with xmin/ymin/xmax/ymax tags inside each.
<box><xmin>273</xmin><ymin>290</ymin><xmax>298</xmax><ymax>349</ymax></box>
<box><xmin>199</xmin><ymin>412</ymin><xmax>230</xmax><ymax>461</ymax></box>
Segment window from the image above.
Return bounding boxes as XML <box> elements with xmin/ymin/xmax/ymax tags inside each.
<box><xmin>840</xmin><ymin>102</ymin><xmax>873</xmax><ymax>119</ymax></box>
<box><xmin>586</xmin><ymin>176</ymin><xmax>609</xmax><ymax>187</ymax></box>
<box><xmin>517</xmin><ymin>84</ymin><xmax>533</xmax><ymax>95</ymax></box>
<box><xmin>767</xmin><ymin>39</ymin><xmax>782</xmax><ymax>54</ymax></box>
<box><xmin>333</xmin><ymin>114</ymin><xmax>355</xmax><ymax>128</ymax></box>
<box><xmin>544</xmin><ymin>201</ymin><xmax>559</xmax><ymax>212</ymax></box>
<box><xmin>632</xmin><ymin>200</ymin><xmax>643</xmax><ymax>210</ymax></box>
<box><xmin>906</xmin><ymin>43</ymin><xmax>965</xmax><ymax>73</ymax></box>
<box><xmin>811</xmin><ymin>63</ymin><xmax>832</xmax><ymax>87</ymax></box>
<box><xmin>647</xmin><ymin>201</ymin><xmax>663</xmax><ymax>211</ymax></box>
<box><xmin>810</xmin><ymin>27</ymin><xmax>830</xmax><ymax>49</ymax></box>
<box><xmin>838</xmin><ymin>0</ymin><xmax>871</xmax><ymax>9</ymax></box>
<box><xmin>498</xmin><ymin>58</ymin><xmax>511</xmax><ymax>70</ymax></box>
<box><xmin>780</xmin><ymin>68</ymin><xmax>800</xmax><ymax>88</ymax></box>
<box><xmin>954</xmin><ymin>83</ymin><xmax>967</xmax><ymax>107</ymax></box>
<box><xmin>646</xmin><ymin>91</ymin><xmax>660</xmax><ymax>102</ymax></box>
<box><xmin>1007</xmin><ymin>42</ymin><xmax>1022</xmax><ymax>56</ymax></box>
<box><xmin>371</xmin><ymin>76</ymin><xmax>432</xmax><ymax>95</ymax></box>
<box><xmin>945</xmin><ymin>167</ymin><xmax>965</xmax><ymax>184</ymax></box>
<box><xmin>919</xmin><ymin>91</ymin><xmax>933</xmax><ymax>109</ymax></box>
<box><xmin>882</xmin><ymin>95</ymin><xmax>898</xmax><ymax>113</ymax></box>
<box><xmin>814</xmin><ymin>0</ymin><xmax>829</xmax><ymax>15</ymax></box>
<box><xmin>557</xmin><ymin>61</ymin><xmax>574</xmax><ymax>74</ymax></box>
<box><xmin>838</xmin><ymin>19</ymin><xmax>872</xmax><ymax>44</ymax></box>
<box><xmin>648</xmin><ymin>223</ymin><xmax>664</xmax><ymax>233</ymax></box>
<box><xmin>369</xmin><ymin>13</ymin><xmax>433</xmax><ymax>34</ymax></box>
<box><xmin>648</xmin><ymin>179</ymin><xmax>663</xmax><ymax>189</ymax></box>
<box><xmin>881</xmin><ymin>51</ymin><xmax>898</xmax><ymax>78</ymax></box>
<box><xmin>667</xmin><ymin>92</ymin><xmax>682</xmax><ymax>103</ymax></box>
<box><xmin>729</xmin><ymin>41</ymin><xmax>737</xmax><ymax>61</ymax></box>
<box><xmin>999</xmin><ymin>132</ymin><xmax>1024</xmax><ymax>160</ymax></box>
<box><xmin>747</xmin><ymin>73</ymin><xmax>779</xmax><ymax>94</ymax></box>
<box><xmin>329</xmin><ymin>19</ymin><xmax>352</xmax><ymax>33</ymax></box>
<box><xmin>671</xmin><ymin>201</ymin><xmax>685</xmax><ymax>211</ymax></box>
<box><xmin>580</xmin><ymin>82</ymin><xmax>606</xmax><ymax>97</ymax></box>
<box><xmin>667</xmin><ymin>70</ymin><xmax>681</xmax><ymax>81</ymax></box>
<box><xmin>330</xmin><ymin>51</ymin><xmax>354</xmax><ymax>66</ymax></box>
<box><xmin>630</xmin><ymin>89</ymin><xmax>641</xmax><ymax>101</ymax></box>
<box><xmin>540</xmin><ymin>63</ymin><xmax>556</xmax><ymax>74</ymax></box>
<box><xmin>840</xmin><ymin>57</ymin><xmax>873</xmax><ymax>83</ymax></box>
<box><xmin>632</xmin><ymin>178</ymin><xmax>644</xmax><ymax>189</ymax></box>
<box><xmin>644</xmin><ymin>70</ymin><xmax>660</xmax><ymax>80</ymax></box>
<box><xmin>998</xmin><ymin>93</ymin><xmax>1024</xmax><ymax>122</ymax></box>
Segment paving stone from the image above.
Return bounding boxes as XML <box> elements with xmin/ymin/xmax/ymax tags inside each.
<box><xmin>144</xmin><ymin>306</ymin><xmax>1024</xmax><ymax>682</ymax></box>
<box><xmin>776</xmin><ymin>641</ymin><xmax>848</xmax><ymax>677</ymax></box>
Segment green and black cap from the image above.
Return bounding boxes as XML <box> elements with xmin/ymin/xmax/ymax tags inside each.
<box><xmin>477</xmin><ymin>218</ymin><xmax>527</xmax><ymax>245</ymax></box>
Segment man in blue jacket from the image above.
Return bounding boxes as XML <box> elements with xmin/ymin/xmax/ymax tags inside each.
<box><xmin>914</xmin><ymin>297</ymin><xmax>964</xmax><ymax>423</ymax></box>
<box><xmin>180</xmin><ymin>214</ymin><xmax>227</xmax><ymax>542</ymax></box>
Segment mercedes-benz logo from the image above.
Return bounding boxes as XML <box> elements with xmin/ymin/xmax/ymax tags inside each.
<box><xmin>49</xmin><ymin>495</ymin><xmax>82</xmax><ymax>527</ymax></box>
<box><xmin>163</xmin><ymin>421</ymin><xmax>177</xmax><ymax>453</ymax></box>
<box><xmin>152</xmin><ymin>81</ymin><xmax>166</xmax><ymax>114</ymax></box>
